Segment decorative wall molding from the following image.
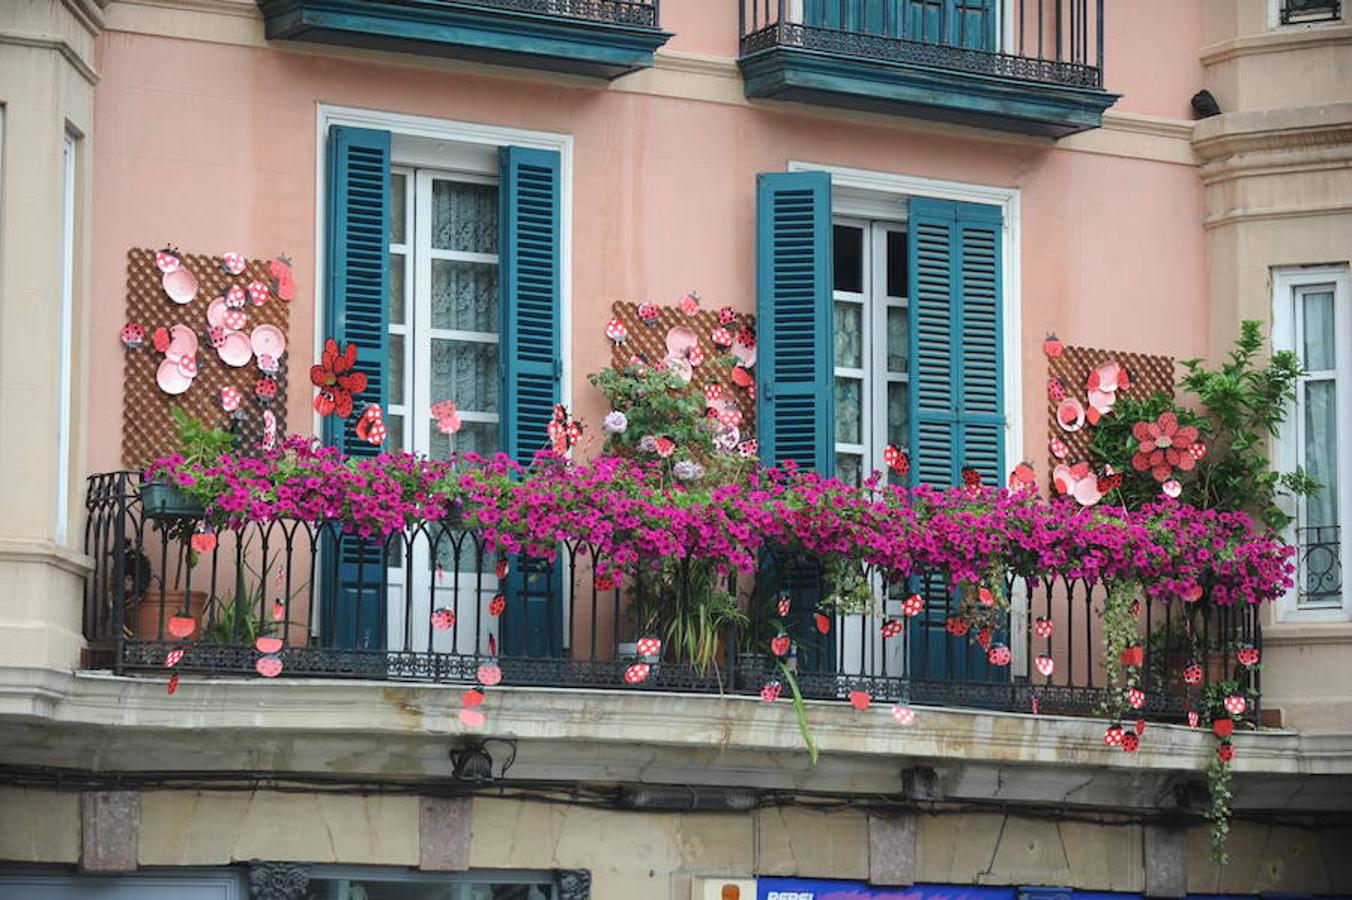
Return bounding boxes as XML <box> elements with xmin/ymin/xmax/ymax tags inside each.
<box><xmin>1200</xmin><ymin>23</ymin><xmax>1352</xmax><ymax>66</ymax></box>
<box><xmin>0</xmin><ymin>537</ymin><xmax>95</xmax><ymax>577</ymax></box>
<box><xmin>0</xmin><ymin>29</ymin><xmax>99</xmax><ymax>84</ymax></box>
<box><xmin>249</xmin><ymin>861</ymin><xmax>310</xmax><ymax>900</ymax></box>
<box><xmin>555</xmin><ymin>869</ymin><xmax>592</xmax><ymax>900</ymax></box>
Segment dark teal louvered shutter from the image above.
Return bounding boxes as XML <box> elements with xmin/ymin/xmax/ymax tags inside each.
<box><xmin>498</xmin><ymin>146</ymin><xmax>563</xmax><ymax>659</ymax></box>
<box><xmin>804</xmin><ymin>1</ymin><xmax>994</xmax><ymax>47</ymax></box>
<box><xmin>322</xmin><ymin>124</ymin><xmax>391</xmax><ymax>651</ymax></box>
<box><xmin>756</xmin><ymin>171</ymin><xmax>835</xmax><ymax>475</ymax></box>
<box><xmin>907</xmin><ymin>196</ymin><xmax>1005</xmax><ymax>683</ymax></box>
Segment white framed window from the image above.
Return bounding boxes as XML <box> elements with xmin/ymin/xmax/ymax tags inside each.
<box><xmin>831</xmin><ymin>215</ymin><xmax>909</xmax><ymax>488</ymax></box>
<box><xmin>1273</xmin><ymin>265</ymin><xmax>1352</xmax><ymax>621</ymax></box>
<box><xmin>1271</xmin><ymin>0</ymin><xmax>1343</xmax><ymax>27</ymax></box>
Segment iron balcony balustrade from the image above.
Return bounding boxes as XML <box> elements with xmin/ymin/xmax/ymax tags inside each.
<box><xmin>257</xmin><ymin>0</ymin><xmax>671</xmax><ymax>79</ymax></box>
<box><xmin>737</xmin><ymin>0</ymin><xmax>1119</xmax><ymax>137</ymax></box>
<box><xmin>85</xmin><ymin>470</ymin><xmax>1262</xmax><ymax>720</ymax></box>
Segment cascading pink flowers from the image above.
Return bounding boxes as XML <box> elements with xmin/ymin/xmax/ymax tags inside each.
<box><xmin>148</xmin><ymin>436</ymin><xmax>1295</xmax><ymax>607</ymax></box>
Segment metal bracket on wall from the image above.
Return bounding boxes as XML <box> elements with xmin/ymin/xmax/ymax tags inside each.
<box><xmin>249</xmin><ymin>861</ymin><xmax>311</xmax><ymax>900</ymax></box>
<box><xmin>555</xmin><ymin>869</ymin><xmax>592</xmax><ymax>900</ymax></box>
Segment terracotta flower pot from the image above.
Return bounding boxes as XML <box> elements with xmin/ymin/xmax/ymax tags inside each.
<box><xmin>134</xmin><ymin>589</ymin><xmax>208</xmax><ymax>640</ymax></box>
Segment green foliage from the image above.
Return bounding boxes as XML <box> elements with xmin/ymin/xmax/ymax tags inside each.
<box><xmin>589</xmin><ymin>364</ymin><xmax>715</xmax><ymax>461</ymax></box>
<box><xmin>632</xmin><ymin>559</ymin><xmax>747</xmax><ymax>674</ymax></box>
<box><xmin>169</xmin><ymin>405</ymin><xmax>238</xmax><ymax>466</ymax></box>
<box><xmin>1089</xmin><ymin>321</ymin><xmax>1317</xmax><ymax>529</ymax></box>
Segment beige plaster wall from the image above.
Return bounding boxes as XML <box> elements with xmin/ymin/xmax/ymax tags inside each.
<box><xmin>4</xmin><ymin>789</ymin><xmax>1351</xmax><ymax>896</ymax></box>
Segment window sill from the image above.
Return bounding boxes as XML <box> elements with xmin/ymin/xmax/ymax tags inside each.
<box><xmin>1263</xmin><ymin>619</ymin><xmax>1352</xmax><ymax>645</ymax></box>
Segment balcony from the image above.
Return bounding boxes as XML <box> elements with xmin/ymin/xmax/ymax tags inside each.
<box><xmin>84</xmin><ymin>470</ymin><xmax>1266</xmax><ymax>726</ymax></box>
<box><xmin>256</xmin><ymin>0</ymin><xmax>672</xmax><ymax>79</ymax></box>
<box><xmin>737</xmin><ymin>0</ymin><xmax>1119</xmax><ymax>137</ymax></box>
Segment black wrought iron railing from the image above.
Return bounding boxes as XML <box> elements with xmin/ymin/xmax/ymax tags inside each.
<box><xmin>1279</xmin><ymin>0</ymin><xmax>1341</xmax><ymax>25</ymax></box>
<box><xmin>738</xmin><ymin>0</ymin><xmax>1104</xmax><ymax>90</ymax></box>
<box><xmin>1297</xmin><ymin>525</ymin><xmax>1342</xmax><ymax>607</ymax></box>
<box><xmin>85</xmin><ymin>471</ymin><xmax>1260</xmax><ymax>719</ymax></box>
<box><xmin>445</xmin><ymin>0</ymin><xmax>660</xmax><ymax>27</ymax></box>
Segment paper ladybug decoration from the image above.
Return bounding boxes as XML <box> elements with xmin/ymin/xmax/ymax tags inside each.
<box><xmin>731</xmin><ymin>365</ymin><xmax>754</xmax><ymax>388</ymax></box>
<box><xmin>168</xmin><ymin>614</ymin><xmax>197</xmax><ymax>638</ymax></box>
<box><xmin>710</xmin><ymin>327</ymin><xmax>733</xmax><ymax>348</ymax></box>
<box><xmin>167</xmin><ymin>674</ymin><xmax>180</xmax><ymax>695</ymax></box>
<box><xmin>637</xmin><ymin>303</ymin><xmax>660</xmax><ymax>324</ymax></box>
<box><xmin>814</xmin><ymin>613</ymin><xmax>831</xmax><ymax>635</ymax></box>
<box><xmin>256</xmin><ymin>656</ymin><xmax>283</xmax><ymax>678</ymax></box>
<box><xmin>220</xmin><ymin>386</ymin><xmax>242</xmax><ymax>412</ymax></box>
<box><xmin>718</xmin><ymin>306</ymin><xmax>737</xmax><ymax>325</ymax></box>
<box><xmin>1033</xmin><ymin>617</ymin><xmax>1053</xmax><ymax>638</ymax></box>
<box><xmin>760</xmin><ymin>680</ymin><xmax>782</xmax><ymax>703</ymax></box>
<box><xmin>223</xmin><ymin>308</ymin><xmax>249</xmax><ymax>331</ymax></box>
<box><xmin>1162</xmin><ymin>479</ymin><xmax>1183</xmax><ymax>499</ymax></box>
<box><xmin>1188</xmin><ymin>710</ymin><xmax>1200</xmax><ymax>728</ymax></box>
<box><xmin>477</xmin><ymin>660</ymin><xmax>502</xmax><ymax>687</ymax></box>
<box><xmin>687</xmin><ymin>345</ymin><xmax>706</xmax><ymax>368</ymax></box>
<box><xmin>1224</xmin><ymin>694</ymin><xmax>1246</xmax><ymax>716</ymax></box>
<box><xmin>270</xmin><ymin>255</ymin><xmax>296</xmax><ymax>301</ymax></box>
<box><xmin>1035</xmin><ymin>655</ymin><xmax>1054</xmax><ymax>677</ymax></box>
<box><xmin>254</xmin><ymin>376</ymin><xmax>278</xmax><ymax>401</ymax></box>
<box><xmin>462</xmin><ymin>688</ymin><xmax>485</xmax><ymax>708</ymax></box>
<box><xmin>961</xmin><ymin>467</ymin><xmax>983</xmax><ymax>489</ymax></box>
<box><xmin>495</xmin><ymin>558</ymin><xmax>510</xmax><ymax>579</ymax></box>
<box><xmin>636</xmin><ymin>636</ymin><xmax>662</xmax><ymax>659</ymax></box>
<box><xmin>1237</xmin><ymin>645</ymin><xmax>1260</xmax><ymax>667</ymax></box>
<box><xmin>207</xmin><ymin>325</ymin><xmax>228</xmax><ymax>349</ymax></box>
<box><xmin>255</xmin><ymin>636</ymin><xmax>283</xmax><ymax>654</ymax></box>
<box><xmin>152</xmin><ymin>327</ymin><xmax>171</xmax><ymax>353</ymax></box>
<box><xmin>488</xmin><ymin>594</ymin><xmax>506</xmax><ymax>617</ymax></box>
<box><xmin>155</xmin><ymin>247</ymin><xmax>182</xmax><ymax>273</ymax></box>
<box><xmin>737</xmin><ymin>440</ymin><xmax>758</xmax><ymax>459</ymax></box>
<box><xmin>1121</xmin><ymin>730</ymin><xmax>1140</xmax><ymax>753</ymax></box>
<box><xmin>883</xmin><ymin>444</ymin><xmax>909</xmax><ymax>476</ymax></box>
<box><xmin>1182</xmin><ymin>662</ymin><xmax>1203</xmax><ymax>685</ymax></box>
<box><xmin>901</xmin><ymin>593</ymin><xmax>924</xmax><ymax>617</ymax></box>
<box><xmin>1049</xmin><ymin>437</ymin><xmax>1069</xmax><ymax>459</ymax></box>
<box><xmin>624</xmin><ymin>662</ymin><xmax>650</xmax><ymax>685</ymax></box>
<box><xmin>594</xmin><ymin>573</ymin><xmax>615</xmax><ymax>592</ymax></box>
<box><xmin>1046</xmin><ymin>377</ymin><xmax>1066</xmax><ymax>401</ymax></box>
<box><xmin>221</xmin><ymin>252</ymin><xmax>246</xmax><ymax>276</ymax></box>
<box><xmin>848</xmin><ymin>690</ymin><xmax>871</xmax><ymax>710</ymax></box>
<box><xmin>770</xmin><ymin>633</ymin><xmax>791</xmax><ymax>657</ymax></box>
<box><xmin>1217</xmin><ymin>742</ymin><xmax>1235</xmax><ymax>763</ymax></box>
<box><xmin>735</xmin><ymin>329</ymin><xmax>755</xmax><ymax>350</ymax></box>
<box><xmin>121</xmin><ymin>323</ymin><xmax>146</xmax><ymax>350</ymax></box>
<box><xmin>945</xmin><ymin>616</ymin><xmax>971</xmax><ymax>636</ymax></box>
<box><xmin>225</xmin><ymin>285</ymin><xmax>247</xmax><ymax>309</ymax></box>
<box><xmin>880</xmin><ymin>619</ymin><xmax>903</xmax><ymax>639</ymax></box>
<box><xmin>1127</xmin><ymin>688</ymin><xmax>1146</xmax><ymax>709</ymax></box>
<box><xmin>704</xmin><ymin>383</ymin><xmax>723</xmax><ymax>404</ymax></box>
<box><xmin>190</xmin><ymin>529</ymin><xmax>216</xmax><ymax>553</ymax></box>
<box><xmin>1043</xmin><ymin>333</ymin><xmax>1063</xmax><ymax>358</ymax></box>
<box><xmin>247</xmin><ymin>280</ymin><xmax>271</xmax><ymax>307</ymax></box>
<box><xmin>355</xmin><ymin>403</ymin><xmax>387</xmax><ymax>444</ymax></box>
<box><xmin>976</xmin><ymin>626</ymin><xmax>993</xmax><ymax>649</ymax></box>
<box><xmin>1120</xmin><ymin>645</ymin><xmax>1145</xmax><ymax>667</ymax></box>
<box><xmin>1103</xmin><ymin>723</ymin><xmax>1124</xmax><ymax>746</ymax></box>
<box><xmin>604</xmin><ymin>319</ymin><xmax>628</xmax><ymax>343</ymax></box>
<box><xmin>679</xmin><ymin>291</ymin><xmax>700</xmax><ymax>316</ymax></box>
<box><xmin>987</xmin><ymin>643</ymin><xmax>1012</xmax><ymax>666</ymax></box>
<box><xmin>1008</xmin><ymin>462</ymin><xmax>1036</xmax><ymax>492</ymax></box>
<box><xmin>891</xmin><ymin>704</ymin><xmax>915</xmax><ymax>725</ymax></box>
<box><xmin>431</xmin><ymin>608</ymin><xmax>455</xmax><ymax>630</ymax></box>
<box><xmin>164</xmin><ymin>648</ymin><xmax>185</xmax><ymax>668</ymax></box>
<box><xmin>1189</xmin><ymin>441</ymin><xmax>1208</xmax><ymax>461</ymax></box>
<box><xmin>978</xmin><ymin>586</ymin><xmax>996</xmax><ymax>607</ymax></box>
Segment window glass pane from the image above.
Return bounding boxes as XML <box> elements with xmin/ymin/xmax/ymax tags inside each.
<box><xmin>390</xmin><ymin>252</ymin><xmax>406</xmax><ymax>325</ymax></box>
<box><xmin>432</xmin><ymin>260</ymin><xmax>499</xmax><ymax>333</ymax></box>
<box><xmin>886</xmin><ymin>229</ymin><xmax>906</xmax><ymax>298</ymax></box>
<box><xmin>433</xmin><ymin>338</ymin><xmax>499</xmax><ymax>413</ymax></box>
<box><xmin>390</xmin><ymin>173</ymin><xmax>406</xmax><ymax>244</ymax></box>
<box><xmin>432</xmin><ymin>180</ymin><xmax>498</xmax><ymax>253</ymax></box>
<box><xmin>306</xmin><ymin>877</ymin><xmax>550</xmax><ymax>900</ymax></box>
<box><xmin>834</xmin><ymin>301</ymin><xmax>862</xmax><ymax>368</ymax></box>
<box><xmin>389</xmin><ymin>333</ymin><xmax>405</xmax><ymax>406</ymax></box>
<box><xmin>887</xmin><ymin>381</ymin><xmax>909</xmax><ymax>448</ymax></box>
<box><xmin>1303</xmin><ymin>290</ymin><xmax>1336</xmax><ymax>371</ymax></box>
<box><xmin>1304</xmin><ymin>379</ymin><xmax>1339</xmax><ymax>529</ymax></box>
<box><xmin>887</xmin><ymin>306</ymin><xmax>909</xmax><ymax>372</ymax></box>
<box><xmin>833</xmin><ymin>225</ymin><xmax>863</xmax><ymax>293</ymax></box>
<box><xmin>836</xmin><ymin>453</ymin><xmax>863</xmax><ymax>488</ymax></box>
<box><xmin>835</xmin><ymin>377</ymin><xmax>862</xmax><ymax>444</ymax></box>
<box><xmin>388</xmin><ymin>413</ymin><xmax>404</xmax><ymax>452</ymax></box>
<box><xmin>431</xmin><ymin>421</ymin><xmax>500</xmax><ymax>461</ymax></box>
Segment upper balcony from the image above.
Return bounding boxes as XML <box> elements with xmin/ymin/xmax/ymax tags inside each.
<box><xmin>256</xmin><ymin>0</ymin><xmax>672</xmax><ymax>79</ymax></box>
<box><xmin>737</xmin><ymin>0</ymin><xmax>1119</xmax><ymax>137</ymax></box>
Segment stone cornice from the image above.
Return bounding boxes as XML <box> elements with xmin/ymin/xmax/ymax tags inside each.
<box><xmin>1200</xmin><ymin>23</ymin><xmax>1352</xmax><ymax>67</ymax></box>
<box><xmin>0</xmin><ymin>537</ymin><xmax>95</xmax><ymax>577</ymax></box>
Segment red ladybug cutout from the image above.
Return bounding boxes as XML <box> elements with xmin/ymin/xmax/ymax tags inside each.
<box><xmin>594</xmin><ymin>574</ymin><xmax>615</xmax><ymax>592</ymax></box>
<box><xmin>738</xmin><ymin>439</ymin><xmax>758</xmax><ymax>459</ymax></box>
<box><xmin>225</xmin><ymin>285</ymin><xmax>248</xmax><ymax>309</ymax></box>
<box><xmin>730</xmin><ymin>366</ymin><xmax>754</xmax><ymax>388</ymax></box>
<box><xmin>961</xmin><ymin>467</ymin><xmax>983</xmax><ymax>489</ymax></box>
<box><xmin>477</xmin><ymin>661</ymin><xmax>502</xmax><ymax>687</ymax></box>
<box><xmin>1120</xmin><ymin>645</ymin><xmax>1144</xmax><ymax>667</ymax></box>
<box><xmin>1043</xmin><ymin>332</ymin><xmax>1063</xmax><ymax>358</ymax></box>
<box><xmin>976</xmin><ymin>626</ymin><xmax>993</xmax><ymax>649</ymax></box>
<box><xmin>1035</xmin><ymin>655</ymin><xmax>1054</xmax><ymax>676</ymax></box>
<box><xmin>710</xmin><ymin>327</ymin><xmax>733</xmax><ymax>348</ymax></box>
<box><xmin>624</xmin><ymin>662</ymin><xmax>650</xmax><ymax>685</ymax></box>
<box><xmin>945</xmin><ymin>616</ymin><xmax>971</xmax><ymax>636</ymax></box>
<box><xmin>814</xmin><ymin>612</ymin><xmax>831</xmax><ymax>634</ymax></box>
<box><xmin>254</xmin><ymin>376</ymin><xmax>279</xmax><ymax>400</ymax></box>
<box><xmin>880</xmin><ymin>619</ymin><xmax>903</xmax><ymax>639</ymax></box>
<box><xmin>462</xmin><ymin>688</ymin><xmax>484</xmax><ymax>708</ymax></box>
<box><xmin>848</xmin><ymin>690</ymin><xmax>871</xmax><ymax>710</ymax></box>
<box><xmin>1047</xmin><ymin>377</ymin><xmax>1066</xmax><ymax>401</ymax></box>
<box><xmin>987</xmin><ymin>643</ymin><xmax>1012</xmax><ymax>666</ymax></box>
<box><xmin>1122</xmin><ymin>730</ymin><xmax>1140</xmax><ymax>753</ymax></box>
<box><xmin>221</xmin><ymin>252</ymin><xmax>246</xmax><ymax>276</ymax></box>
<box><xmin>431</xmin><ymin>608</ymin><xmax>455</xmax><ymax>630</ymax></box>
<box><xmin>255</xmin><ymin>656</ymin><xmax>283</xmax><ymax>678</ymax></box>
<box><xmin>718</xmin><ymin>306</ymin><xmax>737</xmax><ymax>325</ymax></box>
<box><xmin>901</xmin><ymin>593</ymin><xmax>924</xmax><ymax>617</ymax></box>
<box><xmin>637</xmin><ymin>303</ymin><xmax>660</xmax><ymax>324</ymax></box>
<box><xmin>1188</xmin><ymin>711</ymin><xmax>1200</xmax><ymax>728</ymax></box>
<box><xmin>271</xmin><ymin>256</ymin><xmax>296</xmax><ymax>301</ymax></box>
<box><xmin>155</xmin><ymin>247</ymin><xmax>182</xmax><ymax>274</ymax></box>
<box><xmin>1224</xmin><ymin>694</ymin><xmax>1246</xmax><ymax>716</ymax></box>
<box><xmin>121</xmin><ymin>323</ymin><xmax>146</xmax><ymax>349</ymax></box>
<box><xmin>488</xmin><ymin>594</ymin><xmax>506</xmax><ymax>617</ymax></box>
<box><xmin>247</xmin><ymin>280</ymin><xmax>271</xmax><ymax>307</ymax></box>
<box><xmin>760</xmin><ymin>680</ymin><xmax>782</xmax><ymax>703</ymax></box>
<box><xmin>1237</xmin><ymin>645</ymin><xmax>1260</xmax><ymax>667</ymax></box>
<box><xmin>168</xmin><ymin>615</ymin><xmax>196</xmax><ymax>639</ymax></box>
<box><xmin>190</xmin><ymin>531</ymin><xmax>217</xmax><ymax>554</ymax></box>
<box><xmin>152</xmin><ymin>327</ymin><xmax>171</xmax><ymax>353</ymax></box>
<box><xmin>496</xmin><ymin>558</ymin><xmax>510</xmax><ymax>579</ymax></box>
<box><xmin>167</xmin><ymin>673</ymin><xmax>180</xmax><ymax>695</ymax></box>
<box><xmin>770</xmin><ymin>634</ymin><xmax>791</xmax><ymax>657</ymax></box>
<box><xmin>1183</xmin><ymin>662</ymin><xmax>1203</xmax><ymax>685</ymax></box>
<box><xmin>1217</xmin><ymin>742</ymin><xmax>1234</xmax><ymax>763</ymax></box>
<box><xmin>883</xmin><ymin>444</ymin><xmax>910</xmax><ymax>476</ymax></box>
<box><xmin>1103</xmin><ymin>723</ymin><xmax>1124</xmax><ymax>746</ymax></box>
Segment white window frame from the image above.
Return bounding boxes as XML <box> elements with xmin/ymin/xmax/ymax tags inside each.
<box><xmin>1270</xmin><ymin>0</ymin><xmax>1345</xmax><ymax>28</ymax></box>
<box><xmin>1273</xmin><ymin>264</ymin><xmax>1352</xmax><ymax>622</ymax></box>
<box><xmin>55</xmin><ymin>131</ymin><xmax>77</xmax><ymax>545</ymax></box>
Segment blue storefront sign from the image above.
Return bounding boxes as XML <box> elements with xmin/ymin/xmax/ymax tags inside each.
<box><xmin>758</xmin><ymin>881</ymin><xmax>1018</xmax><ymax>900</ymax></box>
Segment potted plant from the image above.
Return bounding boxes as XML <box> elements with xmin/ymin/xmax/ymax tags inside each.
<box><xmin>141</xmin><ymin>406</ymin><xmax>236</xmax><ymax>518</ymax></box>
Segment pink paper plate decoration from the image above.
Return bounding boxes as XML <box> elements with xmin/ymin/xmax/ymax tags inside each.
<box><xmin>217</xmin><ymin>331</ymin><xmax>252</xmax><ymax>367</ymax></box>
<box><xmin>250</xmin><ymin>324</ymin><xmax>286</xmax><ymax>359</ymax></box>
<box><xmin>255</xmin><ymin>636</ymin><xmax>283</xmax><ymax>654</ymax></box>
<box><xmin>255</xmin><ymin>656</ymin><xmax>283</xmax><ymax>678</ymax></box>
<box><xmin>1056</xmin><ymin>397</ymin><xmax>1086</xmax><ymax>432</ymax></box>
<box><xmin>156</xmin><ymin>358</ymin><xmax>192</xmax><ymax>395</ymax></box>
<box><xmin>458</xmin><ymin>708</ymin><xmax>486</xmax><ymax>728</ymax></box>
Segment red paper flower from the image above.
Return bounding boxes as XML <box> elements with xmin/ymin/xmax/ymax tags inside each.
<box><xmin>1131</xmin><ymin>412</ymin><xmax>1200</xmax><ymax>483</ymax></box>
<box><xmin>311</xmin><ymin>339</ymin><xmax>368</xmax><ymax>418</ymax></box>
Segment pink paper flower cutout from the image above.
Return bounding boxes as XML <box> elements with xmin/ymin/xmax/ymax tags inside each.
<box><xmin>1131</xmin><ymin>412</ymin><xmax>1200</xmax><ymax>482</ymax></box>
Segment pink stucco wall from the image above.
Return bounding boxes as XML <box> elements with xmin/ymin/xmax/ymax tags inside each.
<box><xmin>87</xmin><ymin>25</ymin><xmax>1206</xmax><ymax>478</ymax></box>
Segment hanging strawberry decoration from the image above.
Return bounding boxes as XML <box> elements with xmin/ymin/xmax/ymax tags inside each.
<box><xmin>688</xmin><ymin>345</ymin><xmax>706</xmax><ymax>368</ymax></box>
<box><xmin>1034</xmin><ymin>617</ymin><xmax>1053</xmax><ymax>638</ymax></box>
<box><xmin>891</xmin><ymin>704</ymin><xmax>915</xmax><ymax>725</ymax></box>
<box><xmin>1120</xmin><ymin>645</ymin><xmax>1145</xmax><ymax>667</ymax></box>
<box><xmin>488</xmin><ymin>594</ymin><xmax>506</xmax><ymax>617</ymax></box>
<box><xmin>769</xmin><ymin>633</ymin><xmax>790</xmax><ymax>657</ymax></box>
<box><xmin>945</xmin><ymin>615</ymin><xmax>971</xmax><ymax>636</ymax></box>
<box><xmin>225</xmin><ymin>285</ymin><xmax>248</xmax><ymax>309</ymax></box>
<box><xmin>246</xmin><ymin>280</ymin><xmax>271</xmax><ymax>307</ymax></box>
<box><xmin>710</xmin><ymin>327</ymin><xmax>733</xmax><ymax>348</ymax></box>
<box><xmin>190</xmin><ymin>529</ymin><xmax>217</xmax><ymax>553</ymax></box>
<box><xmin>976</xmin><ymin>626</ymin><xmax>993</xmax><ymax>649</ymax></box>
<box><xmin>901</xmin><ymin>593</ymin><xmax>924</xmax><ymax>617</ymax></box>
<box><xmin>636</xmin><ymin>636</ymin><xmax>662</xmax><ymax>659</ymax></box>
<box><xmin>1043</xmin><ymin>332</ymin><xmax>1064</xmax><ymax>358</ymax></box>
<box><xmin>848</xmin><ymin>690</ymin><xmax>871</xmax><ymax>710</ymax></box>
<box><xmin>165</xmin><ymin>647</ymin><xmax>185</xmax><ymax>668</ymax></box>
<box><xmin>759</xmin><ymin>680</ymin><xmax>782</xmax><ymax>703</ymax></box>
<box><xmin>624</xmin><ymin>662</ymin><xmax>650</xmax><ymax>685</ymax></box>
<box><xmin>1188</xmin><ymin>711</ymin><xmax>1200</xmax><ymax>728</ymax></box>
<box><xmin>220</xmin><ymin>386</ymin><xmax>242</xmax><ymax>413</ymax></box>
<box><xmin>270</xmin><ymin>255</ymin><xmax>296</xmax><ymax>301</ymax></box>
<box><xmin>1049</xmin><ymin>437</ymin><xmax>1069</xmax><ymax>459</ymax></box>
<box><xmin>255</xmin><ymin>656</ymin><xmax>283</xmax><ymax>678</ymax></box>
<box><xmin>814</xmin><ymin>612</ymin><xmax>831</xmax><ymax>634</ymax></box>
<box><xmin>737</xmin><ymin>439</ymin><xmax>758</xmax><ymax>459</ymax></box>
<box><xmin>774</xmin><ymin>595</ymin><xmax>791</xmax><ymax>618</ymax></box>
<box><xmin>1223</xmin><ymin>694</ymin><xmax>1246</xmax><ymax>716</ymax></box>
<box><xmin>1035</xmin><ymin>655</ymin><xmax>1054</xmax><ymax>677</ymax></box>
<box><xmin>354</xmin><ymin>404</ymin><xmax>386</xmax><ymax>445</ymax></box>
<box><xmin>1189</xmin><ymin>441</ymin><xmax>1208</xmax><ymax>461</ymax></box>
<box><xmin>1103</xmin><ymin>723</ymin><xmax>1124</xmax><ymax>746</ymax></box>
<box><xmin>883</xmin><ymin>444</ymin><xmax>910</xmax><ymax>476</ymax></box>
<box><xmin>880</xmin><ymin>619</ymin><xmax>903</xmax><ymax>639</ymax></box>
<box><xmin>1127</xmin><ymin>687</ymin><xmax>1146</xmax><ymax>709</ymax></box>
<box><xmin>167</xmin><ymin>674</ymin><xmax>180</xmax><ymax>695</ymax></box>
<box><xmin>1217</xmin><ymin>741</ymin><xmax>1235</xmax><ymax>763</ymax></box>
<box><xmin>431</xmin><ymin>608</ymin><xmax>455</xmax><ymax>630</ymax></box>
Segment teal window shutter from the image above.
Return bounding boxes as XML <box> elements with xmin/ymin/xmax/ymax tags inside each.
<box><xmin>499</xmin><ymin>146</ymin><xmax>562</xmax><ymax>466</ymax></box>
<box><xmin>498</xmin><ymin>145</ymin><xmax>563</xmax><ymax>658</ymax></box>
<box><xmin>906</xmin><ymin>196</ymin><xmax>1005</xmax><ymax>683</ymax></box>
<box><xmin>906</xmin><ymin>196</ymin><xmax>1005</xmax><ymax>487</ymax></box>
<box><xmin>322</xmin><ymin>124</ymin><xmax>391</xmax><ymax>650</ymax></box>
<box><xmin>804</xmin><ymin>1</ymin><xmax>995</xmax><ymax>48</ymax></box>
<box><xmin>756</xmin><ymin>171</ymin><xmax>835</xmax><ymax>476</ymax></box>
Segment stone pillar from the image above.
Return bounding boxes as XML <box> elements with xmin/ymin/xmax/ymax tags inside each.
<box><xmin>419</xmin><ymin>796</ymin><xmax>472</xmax><ymax>871</ymax></box>
<box><xmin>867</xmin><ymin>812</ymin><xmax>917</xmax><ymax>887</ymax></box>
<box><xmin>1143</xmin><ymin>825</ymin><xmax>1187</xmax><ymax>898</ymax></box>
<box><xmin>79</xmin><ymin>791</ymin><xmax>138</xmax><ymax>873</ymax></box>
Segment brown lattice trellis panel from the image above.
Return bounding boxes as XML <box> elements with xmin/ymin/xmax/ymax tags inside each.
<box><xmin>609</xmin><ymin>301</ymin><xmax>757</xmax><ymax>439</ymax></box>
<box><xmin>1046</xmin><ymin>343</ymin><xmax>1174</xmax><ymax>482</ymax></box>
<box><xmin>122</xmin><ymin>248</ymin><xmax>291</xmax><ymax>468</ymax></box>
